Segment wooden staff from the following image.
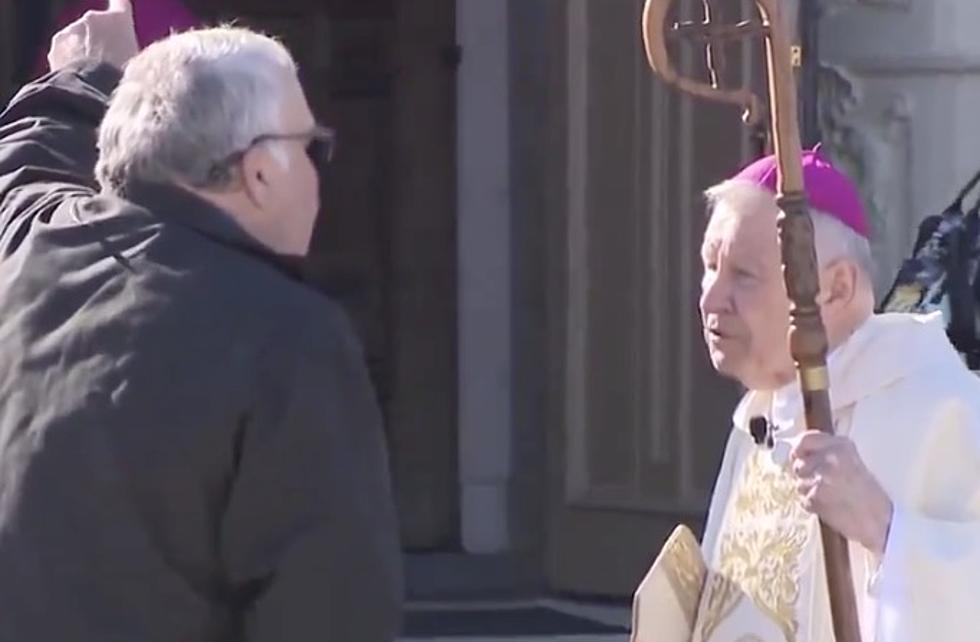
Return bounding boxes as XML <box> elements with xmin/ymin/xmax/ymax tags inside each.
<box><xmin>640</xmin><ymin>1</ymin><xmax>861</xmax><ymax>641</ymax></box>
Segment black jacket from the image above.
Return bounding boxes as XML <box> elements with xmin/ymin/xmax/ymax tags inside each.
<box><xmin>0</xmin><ymin>61</ymin><xmax>402</xmax><ymax>641</ymax></box>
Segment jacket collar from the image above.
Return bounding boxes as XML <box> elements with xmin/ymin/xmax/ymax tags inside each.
<box><xmin>119</xmin><ymin>178</ymin><xmax>308</xmax><ymax>281</ymax></box>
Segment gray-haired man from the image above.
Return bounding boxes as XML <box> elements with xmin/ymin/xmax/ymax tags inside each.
<box><xmin>0</xmin><ymin>2</ymin><xmax>402</xmax><ymax>640</ymax></box>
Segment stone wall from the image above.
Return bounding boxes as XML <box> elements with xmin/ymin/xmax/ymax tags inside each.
<box><xmin>819</xmin><ymin>1</ymin><xmax>980</xmax><ymax>296</ymax></box>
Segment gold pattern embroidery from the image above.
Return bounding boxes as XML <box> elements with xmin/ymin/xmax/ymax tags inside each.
<box><xmin>660</xmin><ymin>525</ymin><xmax>708</xmax><ymax>630</ymax></box>
<box><xmin>696</xmin><ymin>570</ymin><xmax>743</xmax><ymax>640</ymax></box>
<box><xmin>696</xmin><ymin>449</ymin><xmax>812</xmax><ymax>642</ymax></box>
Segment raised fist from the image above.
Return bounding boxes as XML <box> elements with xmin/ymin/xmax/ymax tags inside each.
<box><xmin>48</xmin><ymin>0</ymin><xmax>139</xmax><ymax>72</ymax></box>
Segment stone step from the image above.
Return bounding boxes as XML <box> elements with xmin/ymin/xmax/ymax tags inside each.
<box><xmin>398</xmin><ymin>599</ymin><xmax>631</xmax><ymax>641</ymax></box>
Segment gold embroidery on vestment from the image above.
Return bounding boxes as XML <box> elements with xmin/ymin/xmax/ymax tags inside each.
<box><xmin>661</xmin><ymin>526</ymin><xmax>708</xmax><ymax>630</ymax></box>
<box><xmin>695</xmin><ymin>449</ymin><xmax>812</xmax><ymax>642</ymax></box>
<box><xmin>697</xmin><ymin>570</ymin><xmax>744</xmax><ymax>640</ymax></box>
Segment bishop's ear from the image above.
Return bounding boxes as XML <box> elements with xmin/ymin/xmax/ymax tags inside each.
<box><xmin>818</xmin><ymin>259</ymin><xmax>859</xmax><ymax>308</ymax></box>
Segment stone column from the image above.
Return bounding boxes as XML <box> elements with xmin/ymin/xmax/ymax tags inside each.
<box><xmin>456</xmin><ymin>0</ymin><xmax>513</xmax><ymax>554</ymax></box>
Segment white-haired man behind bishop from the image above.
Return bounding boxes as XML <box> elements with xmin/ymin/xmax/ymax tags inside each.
<box><xmin>0</xmin><ymin>2</ymin><xmax>401</xmax><ymax>640</ymax></box>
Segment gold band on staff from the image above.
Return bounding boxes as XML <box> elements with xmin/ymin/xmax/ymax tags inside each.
<box><xmin>799</xmin><ymin>366</ymin><xmax>829</xmax><ymax>391</ymax></box>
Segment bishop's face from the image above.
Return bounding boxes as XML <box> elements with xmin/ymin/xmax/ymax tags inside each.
<box><xmin>698</xmin><ymin>201</ymin><xmax>796</xmax><ymax>390</ymax></box>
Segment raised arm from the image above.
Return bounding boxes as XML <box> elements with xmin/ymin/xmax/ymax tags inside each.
<box><xmin>0</xmin><ymin>0</ymin><xmax>137</xmax><ymax>245</ymax></box>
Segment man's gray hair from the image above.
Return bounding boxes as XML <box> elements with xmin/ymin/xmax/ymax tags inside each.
<box><xmin>96</xmin><ymin>26</ymin><xmax>297</xmax><ymax>193</ymax></box>
<box><xmin>704</xmin><ymin>179</ymin><xmax>875</xmax><ymax>280</ymax></box>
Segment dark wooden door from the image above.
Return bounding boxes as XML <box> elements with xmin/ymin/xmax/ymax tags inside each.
<box><xmin>187</xmin><ymin>0</ymin><xmax>459</xmax><ymax>551</ymax></box>
<box><xmin>545</xmin><ymin>0</ymin><xmax>745</xmax><ymax>596</ymax></box>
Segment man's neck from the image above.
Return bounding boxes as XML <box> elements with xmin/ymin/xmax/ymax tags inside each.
<box><xmin>827</xmin><ymin>309</ymin><xmax>874</xmax><ymax>355</ymax></box>
<box><xmin>752</xmin><ymin>311</ymin><xmax>874</xmax><ymax>393</ymax></box>
<box><xmin>771</xmin><ymin>370</ymin><xmax>796</xmax><ymax>391</ymax></box>
<box><xmin>188</xmin><ymin>186</ymin><xmax>278</xmax><ymax>252</ymax></box>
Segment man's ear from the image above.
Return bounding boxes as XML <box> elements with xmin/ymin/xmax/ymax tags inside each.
<box><xmin>819</xmin><ymin>259</ymin><xmax>859</xmax><ymax>309</ymax></box>
<box><xmin>240</xmin><ymin>148</ymin><xmax>272</xmax><ymax>210</ymax></box>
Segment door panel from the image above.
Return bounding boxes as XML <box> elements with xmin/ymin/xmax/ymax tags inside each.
<box><xmin>546</xmin><ymin>0</ymin><xmax>752</xmax><ymax>596</ymax></box>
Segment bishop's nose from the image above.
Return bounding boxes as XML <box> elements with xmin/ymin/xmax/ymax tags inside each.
<box><xmin>699</xmin><ymin>271</ymin><xmax>733</xmax><ymax>316</ymax></box>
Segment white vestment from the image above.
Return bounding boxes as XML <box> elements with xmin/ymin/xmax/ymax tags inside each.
<box><xmin>691</xmin><ymin>312</ymin><xmax>980</xmax><ymax>642</ymax></box>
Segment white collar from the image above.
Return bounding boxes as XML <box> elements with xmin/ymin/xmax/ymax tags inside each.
<box><xmin>733</xmin><ymin>311</ymin><xmax>956</xmax><ymax>435</ymax></box>
<box><xmin>734</xmin><ymin>315</ymin><xmax>873</xmax><ymax>433</ymax></box>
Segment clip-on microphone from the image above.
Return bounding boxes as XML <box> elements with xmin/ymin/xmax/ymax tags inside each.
<box><xmin>749</xmin><ymin>416</ymin><xmax>774</xmax><ymax>449</ymax></box>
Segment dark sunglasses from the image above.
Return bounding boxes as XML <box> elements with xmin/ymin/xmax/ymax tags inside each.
<box><xmin>251</xmin><ymin>125</ymin><xmax>337</xmax><ymax>167</ymax></box>
<box><xmin>206</xmin><ymin>125</ymin><xmax>337</xmax><ymax>185</ymax></box>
